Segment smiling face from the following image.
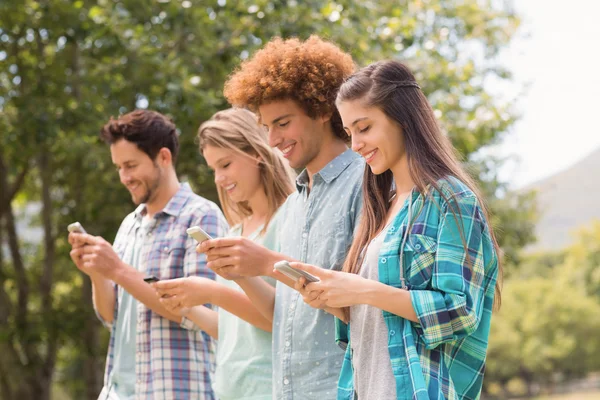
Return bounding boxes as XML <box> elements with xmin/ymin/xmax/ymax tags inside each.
<box><xmin>338</xmin><ymin>99</ymin><xmax>406</xmax><ymax>175</ymax></box>
<box><xmin>203</xmin><ymin>144</ymin><xmax>262</xmax><ymax>204</ymax></box>
<box><xmin>258</xmin><ymin>99</ymin><xmax>329</xmax><ymax>171</ymax></box>
<box><xmin>111</xmin><ymin>139</ymin><xmax>164</xmax><ymax>205</ymax></box>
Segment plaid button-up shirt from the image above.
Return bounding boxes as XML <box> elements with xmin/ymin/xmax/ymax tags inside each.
<box><xmin>96</xmin><ymin>183</ymin><xmax>228</xmax><ymax>399</ymax></box>
<box><xmin>336</xmin><ymin>177</ymin><xmax>499</xmax><ymax>400</ymax></box>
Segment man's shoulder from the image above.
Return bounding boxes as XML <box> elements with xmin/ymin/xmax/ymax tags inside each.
<box><xmin>179</xmin><ymin>190</ymin><xmax>223</xmax><ymax>217</ymax></box>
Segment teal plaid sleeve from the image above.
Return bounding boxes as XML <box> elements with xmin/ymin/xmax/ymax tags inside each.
<box><xmin>409</xmin><ymin>192</ymin><xmax>489</xmax><ymax>349</ymax></box>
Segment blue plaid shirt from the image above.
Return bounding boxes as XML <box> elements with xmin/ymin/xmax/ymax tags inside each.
<box><xmin>336</xmin><ymin>177</ymin><xmax>499</xmax><ymax>400</ymax></box>
<box><xmin>96</xmin><ymin>183</ymin><xmax>228</xmax><ymax>399</ymax></box>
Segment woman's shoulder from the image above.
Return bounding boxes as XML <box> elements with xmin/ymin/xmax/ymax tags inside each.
<box><xmin>429</xmin><ymin>176</ymin><xmax>477</xmax><ymax>202</ymax></box>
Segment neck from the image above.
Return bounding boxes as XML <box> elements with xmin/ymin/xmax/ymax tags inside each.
<box><xmin>390</xmin><ymin>156</ymin><xmax>415</xmax><ymax>195</ymax></box>
<box><xmin>305</xmin><ymin>136</ymin><xmax>348</xmax><ymax>190</ymax></box>
<box><xmin>145</xmin><ymin>169</ymin><xmax>180</xmax><ymax>217</ymax></box>
<box><xmin>246</xmin><ymin>188</ymin><xmax>270</xmax><ymax>224</ymax></box>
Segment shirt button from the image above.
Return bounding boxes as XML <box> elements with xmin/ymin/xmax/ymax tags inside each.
<box><xmin>283</xmin><ymin>378</ymin><xmax>290</xmax><ymax>385</ymax></box>
<box><xmin>390</xmin><ymin>330</ymin><xmax>396</xmax><ymax>336</ymax></box>
<box><xmin>285</xmin><ymin>341</ymin><xmax>291</xmax><ymax>347</ymax></box>
<box><xmin>302</xmin><ymin>232</ymin><xmax>307</xmax><ymax>238</ymax></box>
<box><xmin>290</xmin><ymin>303</ymin><xmax>296</xmax><ymax>310</ymax></box>
<box><xmin>163</xmin><ymin>246</ymin><xmax>169</xmax><ymax>252</ymax></box>
<box><xmin>415</xmin><ymin>244</ymin><xmax>422</xmax><ymax>250</ymax></box>
<box><xmin>381</xmin><ymin>257</ymin><xmax>387</xmax><ymax>264</ymax></box>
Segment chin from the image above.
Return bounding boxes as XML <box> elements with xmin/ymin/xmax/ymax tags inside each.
<box><xmin>368</xmin><ymin>164</ymin><xmax>386</xmax><ymax>175</ymax></box>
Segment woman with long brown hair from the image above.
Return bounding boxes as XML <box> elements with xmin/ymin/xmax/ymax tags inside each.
<box><xmin>292</xmin><ymin>60</ymin><xmax>501</xmax><ymax>400</ymax></box>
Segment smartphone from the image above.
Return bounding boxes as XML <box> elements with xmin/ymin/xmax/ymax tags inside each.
<box><xmin>67</xmin><ymin>222</ymin><xmax>87</xmax><ymax>234</ymax></box>
<box><xmin>186</xmin><ymin>226</ymin><xmax>213</xmax><ymax>243</ymax></box>
<box><xmin>274</xmin><ymin>260</ymin><xmax>320</xmax><ymax>284</ymax></box>
<box><xmin>143</xmin><ymin>275</ymin><xmax>159</xmax><ymax>283</ymax></box>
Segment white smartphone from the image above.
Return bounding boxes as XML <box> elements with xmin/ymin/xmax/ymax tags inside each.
<box><xmin>274</xmin><ymin>260</ymin><xmax>320</xmax><ymax>284</ymax></box>
<box><xmin>186</xmin><ymin>226</ymin><xmax>213</xmax><ymax>243</ymax></box>
<box><xmin>67</xmin><ymin>222</ymin><xmax>87</xmax><ymax>234</ymax></box>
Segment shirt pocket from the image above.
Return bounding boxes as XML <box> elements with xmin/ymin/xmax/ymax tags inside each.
<box><xmin>404</xmin><ymin>233</ymin><xmax>437</xmax><ymax>289</ymax></box>
<box><xmin>151</xmin><ymin>235</ymin><xmax>187</xmax><ymax>279</ymax></box>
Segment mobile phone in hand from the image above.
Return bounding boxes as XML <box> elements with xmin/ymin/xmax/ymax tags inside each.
<box><xmin>186</xmin><ymin>226</ymin><xmax>213</xmax><ymax>243</ymax></box>
<box><xmin>143</xmin><ymin>275</ymin><xmax>159</xmax><ymax>283</ymax></box>
<box><xmin>67</xmin><ymin>222</ymin><xmax>87</xmax><ymax>234</ymax></box>
<box><xmin>274</xmin><ymin>260</ymin><xmax>320</xmax><ymax>284</ymax></box>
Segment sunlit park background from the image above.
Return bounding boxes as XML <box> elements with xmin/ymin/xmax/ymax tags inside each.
<box><xmin>1</xmin><ymin>0</ymin><xmax>599</xmax><ymax>399</ymax></box>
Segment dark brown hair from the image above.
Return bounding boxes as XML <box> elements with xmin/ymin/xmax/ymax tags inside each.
<box><xmin>100</xmin><ymin>109</ymin><xmax>179</xmax><ymax>164</ymax></box>
<box><xmin>223</xmin><ymin>35</ymin><xmax>355</xmax><ymax>142</ymax></box>
<box><xmin>337</xmin><ymin>60</ymin><xmax>502</xmax><ymax>314</ymax></box>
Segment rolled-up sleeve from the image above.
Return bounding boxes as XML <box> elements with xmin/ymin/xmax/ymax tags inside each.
<box><xmin>410</xmin><ymin>194</ymin><xmax>488</xmax><ymax>349</ymax></box>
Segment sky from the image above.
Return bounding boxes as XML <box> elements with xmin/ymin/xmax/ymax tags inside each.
<box><xmin>496</xmin><ymin>0</ymin><xmax>600</xmax><ymax>188</ymax></box>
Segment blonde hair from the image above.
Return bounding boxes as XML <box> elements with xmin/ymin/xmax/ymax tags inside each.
<box><xmin>197</xmin><ymin>108</ymin><xmax>295</xmax><ymax>233</ymax></box>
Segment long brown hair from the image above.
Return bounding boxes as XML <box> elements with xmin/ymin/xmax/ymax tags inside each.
<box><xmin>197</xmin><ymin>108</ymin><xmax>295</xmax><ymax>233</ymax></box>
<box><xmin>337</xmin><ymin>60</ymin><xmax>502</xmax><ymax>311</ymax></box>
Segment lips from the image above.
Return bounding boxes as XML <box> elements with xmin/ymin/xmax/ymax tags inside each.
<box><xmin>280</xmin><ymin>143</ymin><xmax>295</xmax><ymax>158</ymax></box>
<box><xmin>363</xmin><ymin>149</ymin><xmax>378</xmax><ymax>163</ymax></box>
<box><xmin>223</xmin><ymin>183</ymin><xmax>236</xmax><ymax>192</ymax></box>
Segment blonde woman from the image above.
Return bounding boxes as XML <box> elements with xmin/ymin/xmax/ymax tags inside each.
<box><xmin>153</xmin><ymin>108</ymin><xmax>294</xmax><ymax>400</ymax></box>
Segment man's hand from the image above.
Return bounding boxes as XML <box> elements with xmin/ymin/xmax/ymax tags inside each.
<box><xmin>73</xmin><ymin>234</ymin><xmax>125</xmax><ymax>281</ymax></box>
<box><xmin>198</xmin><ymin>237</ymin><xmax>277</xmax><ymax>280</ymax></box>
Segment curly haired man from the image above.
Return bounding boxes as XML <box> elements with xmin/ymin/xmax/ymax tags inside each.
<box><xmin>199</xmin><ymin>36</ymin><xmax>365</xmax><ymax>399</ymax></box>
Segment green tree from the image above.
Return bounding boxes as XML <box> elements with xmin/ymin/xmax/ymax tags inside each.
<box><xmin>0</xmin><ymin>1</ymin><xmax>531</xmax><ymax>398</ymax></box>
<box><xmin>486</xmin><ymin>276</ymin><xmax>600</xmax><ymax>397</ymax></box>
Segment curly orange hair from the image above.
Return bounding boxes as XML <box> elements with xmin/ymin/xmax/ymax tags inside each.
<box><xmin>223</xmin><ymin>35</ymin><xmax>355</xmax><ymax>141</ymax></box>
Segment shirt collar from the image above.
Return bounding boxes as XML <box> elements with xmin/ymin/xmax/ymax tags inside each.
<box><xmin>295</xmin><ymin>149</ymin><xmax>360</xmax><ymax>191</ymax></box>
<box><xmin>133</xmin><ymin>182</ymin><xmax>192</xmax><ymax>219</ymax></box>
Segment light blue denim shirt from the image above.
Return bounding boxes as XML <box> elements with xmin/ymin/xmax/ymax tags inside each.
<box><xmin>268</xmin><ymin>149</ymin><xmax>364</xmax><ymax>400</ymax></box>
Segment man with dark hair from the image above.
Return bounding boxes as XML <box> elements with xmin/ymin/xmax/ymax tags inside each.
<box><xmin>201</xmin><ymin>36</ymin><xmax>364</xmax><ymax>399</ymax></box>
<box><xmin>69</xmin><ymin>109</ymin><xmax>227</xmax><ymax>399</ymax></box>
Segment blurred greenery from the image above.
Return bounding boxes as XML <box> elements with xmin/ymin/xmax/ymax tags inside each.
<box><xmin>485</xmin><ymin>223</ymin><xmax>600</xmax><ymax>398</ymax></box>
<box><xmin>1</xmin><ymin>0</ymin><xmax>585</xmax><ymax>399</ymax></box>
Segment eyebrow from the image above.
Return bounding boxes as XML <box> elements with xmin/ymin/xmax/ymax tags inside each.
<box><xmin>114</xmin><ymin>159</ymin><xmax>137</xmax><ymax>167</ymax></box>
<box><xmin>207</xmin><ymin>156</ymin><xmax>230</xmax><ymax>168</ymax></box>
<box><xmin>269</xmin><ymin>114</ymin><xmax>294</xmax><ymax>125</ymax></box>
<box><xmin>344</xmin><ymin>117</ymin><xmax>369</xmax><ymax>129</ymax></box>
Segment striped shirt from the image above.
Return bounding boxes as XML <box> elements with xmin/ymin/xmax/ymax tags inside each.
<box><xmin>96</xmin><ymin>183</ymin><xmax>228</xmax><ymax>399</ymax></box>
<box><xmin>336</xmin><ymin>176</ymin><xmax>499</xmax><ymax>400</ymax></box>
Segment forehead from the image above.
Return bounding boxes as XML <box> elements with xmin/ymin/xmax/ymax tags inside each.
<box><xmin>203</xmin><ymin>144</ymin><xmax>239</xmax><ymax>165</ymax></box>
<box><xmin>337</xmin><ymin>100</ymin><xmax>383</xmax><ymax>125</ymax></box>
<box><xmin>110</xmin><ymin>139</ymin><xmax>149</xmax><ymax>164</ymax></box>
<box><xmin>258</xmin><ymin>99</ymin><xmax>306</xmax><ymax>123</ymax></box>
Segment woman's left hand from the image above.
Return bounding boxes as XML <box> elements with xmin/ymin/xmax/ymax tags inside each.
<box><xmin>289</xmin><ymin>262</ymin><xmax>371</xmax><ymax>308</ymax></box>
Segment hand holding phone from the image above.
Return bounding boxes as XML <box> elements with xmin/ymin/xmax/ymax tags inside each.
<box><xmin>67</xmin><ymin>222</ymin><xmax>87</xmax><ymax>234</ymax></box>
<box><xmin>274</xmin><ymin>260</ymin><xmax>320</xmax><ymax>284</ymax></box>
<box><xmin>186</xmin><ymin>226</ymin><xmax>213</xmax><ymax>243</ymax></box>
<box><xmin>143</xmin><ymin>275</ymin><xmax>159</xmax><ymax>283</ymax></box>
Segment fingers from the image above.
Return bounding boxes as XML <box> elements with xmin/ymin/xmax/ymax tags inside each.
<box><xmin>289</xmin><ymin>262</ymin><xmax>326</xmax><ymax>278</ymax></box>
<box><xmin>153</xmin><ymin>279</ymin><xmax>183</xmax><ymax>290</ymax></box>
<box><xmin>155</xmin><ymin>287</ymin><xmax>181</xmax><ymax>298</ymax></box>
<box><xmin>197</xmin><ymin>237</ymin><xmax>236</xmax><ymax>253</ymax></box>
<box><xmin>294</xmin><ymin>277</ymin><xmax>306</xmax><ymax>292</ymax></box>
<box><xmin>207</xmin><ymin>256</ymin><xmax>236</xmax><ymax>272</ymax></box>
<box><xmin>160</xmin><ymin>296</ymin><xmax>181</xmax><ymax>312</ymax></box>
<box><xmin>68</xmin><ymin>232</ymin><xmax>86</xmax><ymax>247</ymax></box>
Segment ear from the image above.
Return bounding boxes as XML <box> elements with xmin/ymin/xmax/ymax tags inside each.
<box><xmin>157</xmin><ymin>147</ymin><xmax>173</xmax><ymax>166</ymax></box>
<box><xmin>318</xmin><ymin>111</ymin><xmax>333</xmax><ymax>125</ymax></box>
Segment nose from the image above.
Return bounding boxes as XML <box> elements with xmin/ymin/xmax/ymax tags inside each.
<box><xmin>267</xmin><ymin>126</ymin><xmax>282</xmax><ymax>148</ymax></box>
<box><xmin>119</xmin><ymin>169</ymin><xmax>131</xmax><ymax>186</ymax></box>
<box><xmin>351</xmin><ymin>135</ymin><xmax>364</xmax><ymax>154</ymax></box>
<box><xmin>214</xmin><ymin>170</ymin><xmax>225</xmax><ymax>185</ymax></box>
